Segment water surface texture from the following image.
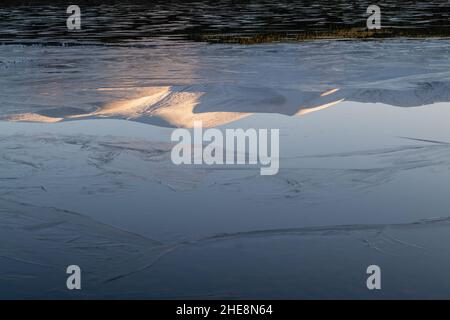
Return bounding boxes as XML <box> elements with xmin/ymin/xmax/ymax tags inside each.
<box><xmin>0</xmin><ymin>0</ymin><xmax>449</xmax><ymax>44</ymax></box>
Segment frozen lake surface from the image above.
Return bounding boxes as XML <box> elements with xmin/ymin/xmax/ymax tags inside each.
<box><xmin>1</xmin><ymin>38</ymin><xmax>450</xmax><ymax>298</ymax></box>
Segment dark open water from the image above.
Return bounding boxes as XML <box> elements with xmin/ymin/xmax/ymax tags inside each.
<box><xmin>0</xmin><ymin>0</ymin><xmax>449</xmax><ymax>44</ymax></box>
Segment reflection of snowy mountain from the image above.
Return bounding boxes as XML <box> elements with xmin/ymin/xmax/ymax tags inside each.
<box><xmin>4</xmin><ymin>80</ymin><xmax>450</xmax><ymax>128</ymax></box>
<box><xmin>2</xmin><ymin>40</ymin><xmax>450</xmax><ymax>128</ymax></box>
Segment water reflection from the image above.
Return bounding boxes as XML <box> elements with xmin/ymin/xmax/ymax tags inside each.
<box><xmin>2</xmin><ymin>39</ymin><xmax>450</xmax><ymax>127</ymax></box>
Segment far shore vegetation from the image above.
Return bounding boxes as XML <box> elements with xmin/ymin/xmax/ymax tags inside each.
<box><xmin>191</xmin><ymin>27</ymin><xmax>450</xmax><ymax>44</ymax></box>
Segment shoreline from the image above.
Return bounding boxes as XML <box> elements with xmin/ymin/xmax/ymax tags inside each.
<box><xmin>192</xmin><ymin>27</ymin><xmax>450</xmax><ymax>44</ymax></box>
